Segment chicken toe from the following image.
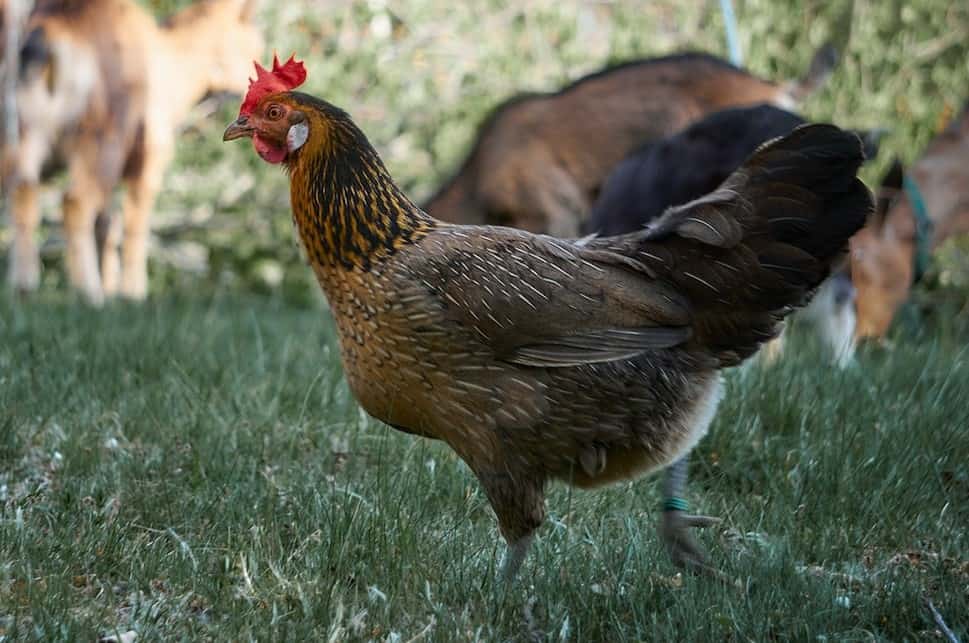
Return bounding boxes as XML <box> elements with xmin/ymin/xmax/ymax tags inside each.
<box><xmin>658</xmin><ymin>455</ymin><xmax>723</xmax><ymax>577</ymax></box>
<box><xmin>658</xmin><ymin>509</ymin><xmax>722</xmax><ymax>576</ymax></box>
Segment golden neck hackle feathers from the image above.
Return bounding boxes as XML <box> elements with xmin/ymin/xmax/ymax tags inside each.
<box><xmin>285</xmin><ymin>98</ymin><xmax>434</xmax><ymax>274</ymax></box>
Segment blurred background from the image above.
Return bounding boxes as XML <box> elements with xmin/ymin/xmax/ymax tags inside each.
<box><xmin>3</xmin><ymin>0</ymin><xmax>968</xmax><ymax>308</ymax></box>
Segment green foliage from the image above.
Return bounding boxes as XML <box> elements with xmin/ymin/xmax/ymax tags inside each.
<box><xmin>121</xmin><ymin>0</ymin><xmax>969</xmax><ymax>299</ymax></box>
<box><xmin>0</xmin><ymin>293</ymin><xmax>967</xmax><ymax>639</ymax></box>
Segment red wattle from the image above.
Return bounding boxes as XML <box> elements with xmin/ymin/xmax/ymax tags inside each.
<box><xmin>253</xmin><ymin>135</ymin><xmax>287</xmax><ymax>164</ymax></box>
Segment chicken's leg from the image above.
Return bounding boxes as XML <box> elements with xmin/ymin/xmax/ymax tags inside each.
<box><xmin>499</xmin><ymin>533</ymin><xmax>535</xmax><ymax>582</ymax></box>
<box><xmin>475</xmin><ymin>470</ymin><xmax>546</xmax><ymax>584</ymax></box>
<box><xmin>658</xmin><ymin>455</ymin><xmax>721</xmax><ymax>576</ymax></box>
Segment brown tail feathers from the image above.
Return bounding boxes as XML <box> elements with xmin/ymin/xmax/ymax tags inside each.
<box><xmin>629</xmin><ymin>124</ymin><xmax>872</xmax><ymax>367</ymax></box>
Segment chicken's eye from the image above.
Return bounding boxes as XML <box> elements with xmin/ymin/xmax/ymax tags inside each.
<box><xmin>267</xmin><ymin>105</ymin><xmax>284</xmax><ymax>120</ymax></box>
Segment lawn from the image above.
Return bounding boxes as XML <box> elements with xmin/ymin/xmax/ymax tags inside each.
<box><xmin>1</xmin><ymin>292</ymin><xmax>966</xmax><ymax>641</ymax></box>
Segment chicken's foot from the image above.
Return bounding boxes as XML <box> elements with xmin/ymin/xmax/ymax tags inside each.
<box><xmin>658</xmin><ymin>455</ymin><xmax>722</xmax><ymax>576</ymax></box>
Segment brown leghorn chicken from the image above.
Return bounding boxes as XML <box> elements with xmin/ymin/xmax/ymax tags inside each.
<box><xmin>224</xmin><ymin>56</ymin><xmax>872</xmax><ymax>581</ymax></box>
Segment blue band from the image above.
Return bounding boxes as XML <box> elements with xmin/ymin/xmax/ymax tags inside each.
<box><xmin>903</xmin><ymin>173</ymin><xmax>934</xmax><ymax>283</ymax></box>
<box><xmin>663</xmin><ymin>497</ymin><xmax>689</xmax><ymax>512</ymax></box>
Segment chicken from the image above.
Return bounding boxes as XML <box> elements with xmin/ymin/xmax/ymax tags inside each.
<box><xmin>223</xmin><ymin>56</ymin><xmax>873</xmax><ymax>581</ymax></box>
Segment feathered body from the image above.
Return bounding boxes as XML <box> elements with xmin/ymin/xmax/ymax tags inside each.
<box><xmin>288</xmin><ymin>97</ymin><xmax>717</xmax><ymax>479</ymax></box>
<box><xmin>226</xmin><ymin>84</ymin><xmax>872</xmax><ymax>578</ymax></box>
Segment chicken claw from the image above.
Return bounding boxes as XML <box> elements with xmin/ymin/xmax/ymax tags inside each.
<box><xmin>659</xmin><ymin>509</ymin><xmax>722</xmax><ymax>576</ymax></box>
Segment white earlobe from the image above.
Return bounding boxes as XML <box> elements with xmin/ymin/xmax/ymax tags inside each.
<box><xmin>287</xmin><ymin>122</ymin><xmax>309</xmax><ymax>152</ymax></box>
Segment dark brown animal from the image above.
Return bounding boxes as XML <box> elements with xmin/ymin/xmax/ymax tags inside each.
<box><xmin>224</xmin><ymin>57</ymin><xmax>871</xmax><ymax>581</ymax></box>
<box><xmin>2</xmin><ymin>0</ymin><xmax>262</xmax><ymax>304</ymax></box>
<box><xmin>423</xmin><ymin>46</ymin><xmax>838</xmax><ymax>237</ymax></box>
<box><xmin>851</xmin><ymin>103</ymin><xmax>969</xmax><ymax>339</ymax></box>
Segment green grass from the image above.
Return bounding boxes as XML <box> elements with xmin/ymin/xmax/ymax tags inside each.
<box><xmin>1</xmin><ymin>292</ymin><xmax>966</xmax><ymax>641</ymax></box>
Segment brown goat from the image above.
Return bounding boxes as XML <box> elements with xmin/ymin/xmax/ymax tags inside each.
<box><xmin>2</xmin><ymin>0</ymin><xmax>263</xmax><ymax>303</ymax></box>
<box><xmin>851</xmin><ymin>103</ymin><xmax>969</xmax><ymax>339</ymax></box>
<box><xmin>423</xmin><ymin>46</ymin><xmax>837</xmax><ymax>237</ymax></box>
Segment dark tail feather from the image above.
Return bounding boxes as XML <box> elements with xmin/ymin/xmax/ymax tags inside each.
<box><xmin>747</xmin><ymin>125</ymin><xmax>871</xmax><ymax>263</ymax></box>
<box><xmin>721</xmin><ymin>125</ymin><xmax>871</xmax><ymax>362</ymax></box>
<box><xmin>637</xmin><ymin>124</ymin><xmax>872</xmax><ymax>366</ymax></box>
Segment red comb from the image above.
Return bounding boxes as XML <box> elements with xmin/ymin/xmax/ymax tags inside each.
<box><xmin>239</xmin><ymin>54</ymin><xmax>307</xmax><ymax>116</ymax></box>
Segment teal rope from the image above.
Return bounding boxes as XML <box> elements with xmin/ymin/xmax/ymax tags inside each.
<box><xmin>719</xmin><ymin>0</ymin><xmax>743</xmax><ymax>66</ymax></box>
<box><xmin>903</xmin><ymin>173</ymin><xmax>934</xmax><ymax>282</ymax></box>
<box><xmin>663</xmin><ymin>497</ymin><xmax>689</xmax><ymax>513</ymax></box>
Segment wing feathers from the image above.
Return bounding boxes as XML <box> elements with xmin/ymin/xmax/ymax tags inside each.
<box><xmin>507</xmin><ymin>326</ymin><xmax>691</xmax><ymax>367</ymax></box>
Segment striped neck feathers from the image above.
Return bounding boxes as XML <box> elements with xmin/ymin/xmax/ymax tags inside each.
<box><xmin>286</xmin><ymin>95</ymin><xmax>434</xmax><ymax>272</ymax></box>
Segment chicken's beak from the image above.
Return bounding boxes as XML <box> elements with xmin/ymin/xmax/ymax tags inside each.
<box><xmin>223</xmin><ymin>117</ymin><xmax>254</xmax><ymax>142</ymax></box>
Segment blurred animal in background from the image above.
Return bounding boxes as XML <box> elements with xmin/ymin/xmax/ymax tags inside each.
<box><xmin>586</xmin><ymin>104</ymin><xmax>883</xmax><ymax>367</ymax></box>
<box><xmin>423</xmin><ymin>44</ymin><xmax>838</xmax><ymax>237</ymax></box>
<box><xmin>1</xmin><ymin>0</ymin><xmax>263</xmax><ymax>304</ymax></box>
<box><xmin>851</xmin><ymin>102</ymin><xmax>969</xmax><ymax>339</ymax></box>
<box><xmin>223</xmin><ymin>57</ymin><xmax>872</xmax><ymax>581</ymax></box>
